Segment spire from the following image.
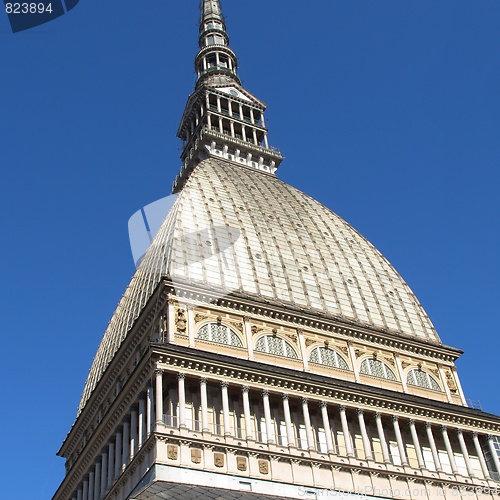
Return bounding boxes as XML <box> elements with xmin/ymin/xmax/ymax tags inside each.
<box><xmin>173</xmin><ymin>0</ymin><xmax>283</xmax><ymax>192</ymax></box>
<box><xmin>195</xmin><ymin>0</ymin><xmax>240</xmax><ymax>87</ymax></box>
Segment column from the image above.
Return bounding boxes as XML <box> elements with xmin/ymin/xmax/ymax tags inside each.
<box><xmin>339</xmin><ymin>405</ymin><xmax>354</xmax><ymax>457</ymax></box>
<box><xmin>107</xmin><ymin>441</ymin><xmax>114</xmax><ymax>489</ymax></box>
<box><xmin>320</xmin><ymin>402</ymin><xmax>335</xmax><ymax>453</ymax></box>
<box><xmin>425</xmin><ymin>423</ymin><xmax>442</xmax><ymax>472</ymax></box>
<box><xmin>243</xmin><ymin>316</ymin><xmax>254</xmax><ymax>360</ymax></box>
<box><xmin>457</xmin><ymin>429</ymin><xmax>474</xmax><ymax>477</ymax></box>
<box><xmin>93</xmin><ymin>461</ymin><xmax>101</xmax><ymax>500</ymax></box>
<box><xmin>221</xmin><ymin>381</ymin><xmax>231</xmax><ymax>436</ymax></box>
<box><xmin>155</xmin><ymin>369</ymin><xmax>163</xmax><ymax>425</ymax></box>
<box><xmin>392</xmin><ymin>416</ymin><xmax>408</xmax><ymax>466</ymax></box>
<box><xmin>394</xmin><ymin>354</ymin><xmax>408</xmax><ymax>392</ymax></box>
<box><xmin>297</xmin><ymin>329</ymin><xmax>309</xmax><ymax>372</ymax></box>
<box><xmin>178</xmin><ymin>373</ymin><xmax>186</xmax><ymax>428</ymax></box>
<box><xmin>408</xmin><ymin>420</ymin><xmax>425</xmax><ymax>469</ymax></box>
<box><xmin>374</xmin><ymin>413</ymin><xmax>391</xmax><ymax>463</ymax></box>
<box><xmin>441</xmin><ymin>426</ymin><xmax>458</xmax><ymax>474</ymax></box>
<box><xmin>242</xmin><ymin>386</ymin><xmax>254</xmax><ymax>440</ymax></box>
<box><xmin>167</xmin><ymin>298</ymin><xmax>175</xmax><ymax>343</ymax></box>
<box><xmin>130</xmin><ymin>406</ymin><xmax>138</xmax><ymax>460</ymax></box>
<box><xmin>147</xmin><ymin>382</ymin><xmax>154</xmax><ymax>436</ymax></box>
<box><xmin>472</xmin><ymin>432</ymin><xmax>490</xmax><ymax>479</ymax></box>
<box><xmin>200</xmin><ymin>378</ymin><xmax>210</xmax><ymax>432</ymax></box>
<box><xmin>82</xmin><ymin>479</ymin><xmax>88</xmax><ymax>500</ymax></box>
<box><xmin>88</xmin><ymin>470</ymin><xmax>95</xmax><ymax>500</ymax></box>
<box><xmin>88</xmin><ymin>470</ymin><xmax>94</xmax><ymax>500</ymax></box>
<box><xmin>122</xmin><ymin>417</ymin><xmax>130</xmax><ymax>469</ymax></box>
<box><xmin>114</xmin><ymin>428</ymin><xmax>122</xmax><ymax>479</ymax></box>
<box><xmin>138</xmin><ymin>397</ymin><xmax>146</xmax><ymax>448</ymax></box>
<box><xmin>187</xmin><ymin>305</ymin><xmax>195</xmax><ymax>348</ymax></box>
<box><xmin>282</xmin><ymin>394</ymin><xmax>295</xmax><ymax>448</ymax></box>
<box><xmin>301</xmin><ymin>398</ymin><xmax>315</xmax><ymax>450</ymax></box>
<box><xmin>100</xmin><ymin>450</ymin><xmax>107</xmax><ymax>497</ymax></box>
<box><xmin>347</xmin><ymin>343</ymin><xmax>360</xmax><ymax>383</ymax></box>
<box><xmin>357</xmin><ymin>409</ymin><xmax>373</xmax><ymax>461</ymax></box>
<box><xmin>487</xmin><ymin>435</ymin><xmax>500</xmax><ymax>474</ymax></box>
<box><xmin>77</xmin><ymin>488</ymin><xmax>83</xmax><ymax>500</ymax></box>
<box><xmin>262</xmin><ymin>390</ymin><xmax>275</xmax><ymax>444</ymax></box>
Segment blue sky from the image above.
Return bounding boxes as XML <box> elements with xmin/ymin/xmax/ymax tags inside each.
<box><xmin>1</xmin><ymin>1</ymin><xmax>499</xmax><ymax>498</ymax></box>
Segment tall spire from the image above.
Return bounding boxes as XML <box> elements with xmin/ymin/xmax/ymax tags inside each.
<box><xmin>196</xmin><ymin>0</ymin><xmax>240</xmax><ymax>87</ymax></box>
<box><xmin>173</xmin><ymin>0</ymin><xmax>283</xmax><ymax>192</ymax></box>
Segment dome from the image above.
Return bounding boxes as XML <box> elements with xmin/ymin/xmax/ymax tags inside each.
<box><xmin>79</xmin><ymin>158</ymin><xmax>439</xmax><ymax>413</ymax></box>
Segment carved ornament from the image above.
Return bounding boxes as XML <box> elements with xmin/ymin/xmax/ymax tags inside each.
<box><xmin>175</xmin><ymin>309</ymin><xmax>187</xmax><ymax>333</ymax></box>
<box><xmin>445</xmin><ymin>371</ymin><xmax>458</xmax><ymax>392</ymax></box>
<box><xmin>214</xmin><ymin>452</ymin><xmax>225</xmax><ymax>468</ymax></box>
<box><xmin>258</xmin><ymin>459</ymin><xmax>269</xmax><ymax>474</ymax></box>
<box><xmin>194</xmin><ymin>313</ymin><xmax>209</xmax><ymax>323</ymax></box>
<box><xmin>236</xmin><ymin>456</ymin><xmax>247</xmax><ymax>471</ymax></box>
<box><xmin>191</xmin><ymin>448</ymin><xmax>202</xmax><ymax>464</ymax></box>
<box><xmin>167</xmin><ymin>444</ymin><xmax>178</xmax><ymax>460</ymax></box>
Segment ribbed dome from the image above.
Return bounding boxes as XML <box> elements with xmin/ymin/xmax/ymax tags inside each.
<box><xmin>79</xmin><ymin>158</ymin><xmax>439</xmax><ymax>413</ymax></box>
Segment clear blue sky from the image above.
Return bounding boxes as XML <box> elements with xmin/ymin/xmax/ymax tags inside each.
<box><xmin>1</xmin><ymin>1</ymin><xmax>499</xmax><ymax>498</ymax></box>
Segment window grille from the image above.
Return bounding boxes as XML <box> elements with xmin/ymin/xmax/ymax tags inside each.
<box><xmin>254</xmin><ymin>335</ymin><xmax>298</xmax><ymax>359</ymax></box>
<box><xmin>407</xmin><ymin>369</ymin><xmax>440</xmax><ymax>391</ymax></box>
<box><xmin>360</xmin><ymin>358</ymin><xmax>397</xmax><ymax>381</ymax></box>
<box><xmin>309</xmin><ymin>347</ymin><xmax>349</xmax><ymax>370</ymax></box>
<box><xmin>197</xmin><ymin>323</ymin><xmax>243</xmax><ymax>347</ymax></box>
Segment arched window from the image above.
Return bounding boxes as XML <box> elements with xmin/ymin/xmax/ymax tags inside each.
<box><xmin>255</xmin><ymin>335</ymin><xmax>298</xmax><ymax>359</ymax></box>
<box><xmin>407</xmin><ymin>369</ymin><xmax>441</xmax><ymax>391</ymax></box>
<box><xmin>360</xmin><ymin>358</ymin><xmax>397</xmax><ymax>381</ymax></box>
<box><xmin>197</xmin><ymin>323</ymin><xmax>243</xmax><ymax>348</ymax></box>
<box><xmin>309</xmin><ymin>347</ymin><xmax>349</xmax><ymax>370</ymax></box>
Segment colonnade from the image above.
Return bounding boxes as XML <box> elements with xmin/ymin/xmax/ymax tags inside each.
<box><xmin>71</xmin><ymin>384</ymin><xmax>154</xmax><ymax>500</ymax></box>
<box><xmin>157</xmin><ymin>371</ymin><xmax>500</xmax><ymax>481</ymax></box>
<box><xmin>71</xmin><ymin>370</ymin><xmax>500</xmax><ymax>499</ymax></box>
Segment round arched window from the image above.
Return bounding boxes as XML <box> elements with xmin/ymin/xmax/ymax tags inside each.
<box><xmin>197</xmin><ymin>323</ymin><xmax>243</xmax><ymax>347</ymax></box>
<box><xmin>255</xmin><ymin>335</ymin><xmax>298</xmax><ymax>359</ymax></box>
<box><xmin>407</xmin><ymin>369</ymin><xmax>440</xmax><ymax>391</ymax></box>
<box><xmin>360</xmin><ymin>358</ymin><xmax>397</xmax><ymax>381</ymax></box>
<box><xmin>309</xmin><ymin>347</ymin><xmax>349</xmax><ymax>370</ymax></box>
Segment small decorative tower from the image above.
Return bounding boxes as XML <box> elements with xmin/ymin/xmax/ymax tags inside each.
<box><xmin>173</xmin><ymin>0</ymin><xmax>282</xmax><ymax>192</ymax></box>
